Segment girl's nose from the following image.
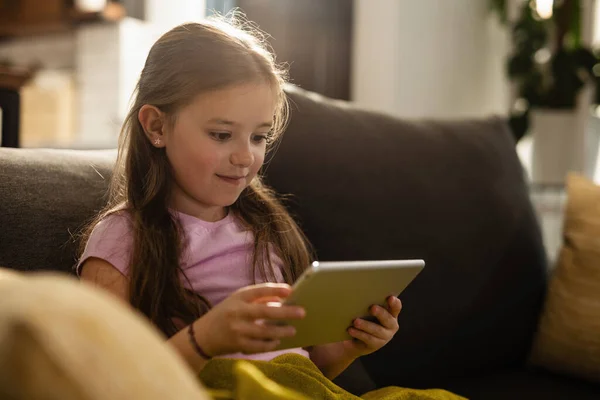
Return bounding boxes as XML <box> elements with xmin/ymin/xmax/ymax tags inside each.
<box><xmin>230</xmin><ymin>145</ymin><xmax>254</xmax><ymax>167</ymax></box>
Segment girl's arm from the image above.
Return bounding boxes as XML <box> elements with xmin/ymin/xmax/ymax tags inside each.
<box><xmin>80</xmin><ymin>258</ymin><xmax>305</xmax><ymax>374</ymax></box>
<box><xmin>306</xmin><ymin>344</ymin><xmax>358</xmax><ymax>380</ymax></box>
<box><xmin>80</xmin><ymin>258</ymin><xmax>210</xmax><ymax>371</ymax></box>
<box><xmin>308</xmin><ymin>297</ymin><xmax>403</xmax><ymax>380</ymax></box>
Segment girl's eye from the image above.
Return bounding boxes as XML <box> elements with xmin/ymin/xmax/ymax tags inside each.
<box><xmin>209</xmin><ymin>132</ymin><xmax>231</xmax><ymax>141</ymax></box>
<box><xmin>254</xmin><ymin>131</ymin><xmax>275</xmax><ymax>144</ymax></box>
<box><xmin>252</xmin><ymin>134</ymin><xmax>268</xmax><ymax>143</ymax></box>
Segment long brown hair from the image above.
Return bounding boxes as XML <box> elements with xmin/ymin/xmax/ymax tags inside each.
<box><xmin>79</xmin><ymin>14</ymin><xmax>312</xmax><ymax>337</ymax></box>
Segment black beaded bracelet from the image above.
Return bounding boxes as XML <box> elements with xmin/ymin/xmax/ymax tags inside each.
<box><xmin>188</xmin><ymin>322</ymin><xmax>212</xmax><ymax>360</ymax></box>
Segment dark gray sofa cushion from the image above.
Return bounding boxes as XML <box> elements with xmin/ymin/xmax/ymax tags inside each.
<box><xmin>0</xmin><ymin>148</ymin><xmax>115</xmax><ymax>273</ymax></box>
<box><xmin>445</xmin><ymin>367</ymin><xmax>600</xmax><ymax>400</ymax></box>
<box><xmin>264</xmin><ymin>87</ymin><xmax>549</xmax><ymax>389</ymax></box>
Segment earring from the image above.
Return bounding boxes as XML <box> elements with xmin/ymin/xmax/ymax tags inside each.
<box><xmin>154</xmin><ymin>138</ymin><xmax>161</xmax><ymax>146</ymax></box>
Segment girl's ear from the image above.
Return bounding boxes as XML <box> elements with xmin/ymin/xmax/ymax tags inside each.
<box><xmin>138</xmin><ymin>105</ymin><xmax>167</xmax><ymax>148</ymax></box>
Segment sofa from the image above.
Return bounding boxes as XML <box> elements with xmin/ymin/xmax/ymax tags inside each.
<box><xmin>1</xmin><ymin>85</ymin><xmax>599</xmax><ymax>399</ymax></box>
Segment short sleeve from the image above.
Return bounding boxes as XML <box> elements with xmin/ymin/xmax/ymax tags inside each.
<box><xmin>76</xmin><ymin>213</ymin><xmax>134</xmax><ymax>277</ymax></box>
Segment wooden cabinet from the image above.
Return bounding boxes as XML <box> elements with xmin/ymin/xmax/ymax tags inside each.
<box><xmin>0</xmin><ymin>0</ymin><xmax>125</xmax><ymax>38</ymax></box>
<box><xmin>0</xmin><ymin>0</ymin><xmax>71</xmax><ymax>37</ymax></box>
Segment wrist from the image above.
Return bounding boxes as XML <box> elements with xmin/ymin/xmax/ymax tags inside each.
<box><xmin>310</xmin><ymin>343</ymin><xmax>359</xmax><ymax>380</ymax></box>
<box><xmin>188</xmin><ymin>319</ymin><xmax>215</xmax><ymax>360</ymax></box>
<box><xmin>342</xmin><ymin>347</ymin><xmax>362</xmax><ymax>361</ymax></box>
<box><xmin>311</xmin><ymin>342</ymin><xmax>358</xmax><ymax>365</ymax></box>
<box><xmin>332</xmin><ymin>340</ymin><xmax>364</xmax><ymax>361</ymax></box>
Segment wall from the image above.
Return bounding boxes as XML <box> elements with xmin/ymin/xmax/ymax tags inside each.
<box><xmin>75</xmin><ymin>19</ymin><xmax>163</xmax><ymax>148</ymax></box>
<box><xmin>351</xmin><ymin>0</ymin><xmax>510</xmax><ymax>120</ymax></box>
<box><xmin>145</xmin><ymin>0</ymin><xmax>205</xmax><ymax>32</ymax></box>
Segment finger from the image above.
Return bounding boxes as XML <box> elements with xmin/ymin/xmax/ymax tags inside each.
<box><xmin>371</xmin><ymin>305</ymin><xmax>399</xmax><ymax>331</ymax></box>
<box><xmin>348</xmin><ymin>327</ymin><xmax>385</xmax><ymax>349</ymax></box>
<box><xmin>353</xmin><ymin>318</ymin><xmax>389</xmax><ymax>340</ymax></box>
<box><xmin>244</xmin><ymin>302</ymin><xmax>305</xmax><ymax>321</ymax></box>
<box><xmin>243</xmin><ymin>320</ymin><xmax>297</xmax><ymax>340</ymax></box>
<box><xmin>252</xmin><ymin>296</ymin><xmax>285</xmax><ymax>305</ymax></box>
<box><xmin>238</xmin><ymin>337</ymin><xmax>281</xmax><ymax>355</ymax></box>
<box><xmin>236</xmin><ymin>283</ymin><xmax>292</xmax><ymax>302</ymax></box>
<box><xmin>387</xmin><ymin>296</ymin><xmax>403</xmax><ymax>318</ymax></box>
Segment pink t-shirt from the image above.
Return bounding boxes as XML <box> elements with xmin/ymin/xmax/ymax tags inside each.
<box><xmin>77</xmin><ymin>210</ymin><xmax>309</xmax><ymax>361</ymax></box>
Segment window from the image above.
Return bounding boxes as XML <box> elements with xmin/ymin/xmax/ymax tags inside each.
<box><xmin>206</xmin><ymin>0</ymin><xmax>236</xmax><ymax>16</ymax></box>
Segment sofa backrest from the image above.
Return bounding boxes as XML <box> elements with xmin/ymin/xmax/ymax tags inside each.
<box><xmin>0</xmin><ymin>149</ymin><xmax>115</xmax><ymax>273</ymax></box>
<box><xmin>264</xmin><ymin>87</ymin><xmax>547</xmax><ymax>388</ymax></box>
<box><xmin>0</xmin><ymin>86</ymin><xmax>547</xmax><ymax>389</ymax></box>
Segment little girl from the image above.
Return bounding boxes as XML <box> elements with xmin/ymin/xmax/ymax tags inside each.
<box><xmin>78</xmin><ymin>14</ymin><xmax>402</xmax><ymax>386</ymax></box>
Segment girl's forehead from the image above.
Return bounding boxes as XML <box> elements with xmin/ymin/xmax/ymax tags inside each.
<box><xmin>197</xmin><ymin>82</ymin><xmax>276</xmax><ymax>102</ymax></box>
<box><xmin>184</xmin><ymin>82</ymin><xmax>278</xmax><ymax>117</ymax></box>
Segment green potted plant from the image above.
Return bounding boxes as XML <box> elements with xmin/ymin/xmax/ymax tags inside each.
<box><xmin>491</xmin><ymin>0</ymin><xmax>600</xmax><ymax>184</ymax></box>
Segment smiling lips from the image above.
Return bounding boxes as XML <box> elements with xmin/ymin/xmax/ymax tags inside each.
<box><xmin>216</xmin><ymin>174</ymin><xmax>247</xmax><ymax>185</ymax></box>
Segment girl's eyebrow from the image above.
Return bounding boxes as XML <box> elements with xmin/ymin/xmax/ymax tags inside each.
<box><xmin>207</xmin><ymin>118</ymin><xmax>272</xmax><ymax>129</ymax></box>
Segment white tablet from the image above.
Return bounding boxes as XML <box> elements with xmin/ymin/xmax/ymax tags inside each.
<box><xmin>274</xmin><ymin>259</ymin><xmax>425</xmax><ymax>350</ymax></box>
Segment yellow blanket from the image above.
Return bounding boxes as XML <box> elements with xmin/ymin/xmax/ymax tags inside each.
<box><xmin>199</xmin><ymin>353</ymin><xmax>467</xmax><ymax>400</ymax></box>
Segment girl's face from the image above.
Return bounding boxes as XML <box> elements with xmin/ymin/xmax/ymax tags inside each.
<box><xmin>164</xmin><ymin>82</ymin><xmax>276</xmax><ymax>222</ymax></box>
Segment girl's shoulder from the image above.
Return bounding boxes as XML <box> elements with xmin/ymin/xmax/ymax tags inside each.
<box><xmin>93</xmin><ymin>210</ymin><xmax>133</xmax><ymax>235</ymax></box>
<box><xmin>77</xmin><ymin>210</ymin><xmax>134</xmax><ymax>276</ymax></box>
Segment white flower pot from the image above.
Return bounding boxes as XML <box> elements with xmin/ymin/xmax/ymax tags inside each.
<box><xmin>530</xmin><ymin>109</ymin><xmax>586</xmax><ymax>185</ymax></box>
<box><xmin>585</xmin><ymin>114</ymin><xmax>600</xmax><ymax>182</ymax></box>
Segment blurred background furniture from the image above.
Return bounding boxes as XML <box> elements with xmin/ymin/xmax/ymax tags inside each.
<box><xmin>0</xmin><ymin>65</ymin><xmax>34</xmax><ymax>147</ymax></box>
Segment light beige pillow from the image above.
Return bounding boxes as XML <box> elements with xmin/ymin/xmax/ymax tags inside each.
<box><xmin>529</xmin><ymin>174</ymin><xmax>600</xmax><ymax>383</ymax></box>
<box><xmin>0</xmin><ymin>269</ymin><xmax>210</xmax><ymax>400</ymax></box>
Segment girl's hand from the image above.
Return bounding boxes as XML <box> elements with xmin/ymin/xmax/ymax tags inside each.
<box><xmin>341</xmin><ymin>296</ymin><xmax>402</xmax><ymax>358</ymax></box>
<box><xmin>193</xmin><ymin>283</ymin><xmax>305</xmax><ymax>357</ymax></box>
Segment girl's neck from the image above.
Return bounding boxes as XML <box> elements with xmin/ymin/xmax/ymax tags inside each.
<box><xmin>171</xmin><ymin>204</ymin><xmax>228</xmax><ymax>223</ymax></box>
<box><xmin>168</xmin><ymin>189</ymin><xmax>228</xmax><ymax>222</ymax></box>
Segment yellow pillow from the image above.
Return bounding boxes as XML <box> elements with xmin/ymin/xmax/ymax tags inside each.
<box><xmin>529</xmin><ymin>174</ymin><xmax>600</xmax><ymax>383</ymax></box>
<box><xmin>0</xmin><ymin>269</ymin><xmax>210</xmax><ymax>400</ymax></box>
